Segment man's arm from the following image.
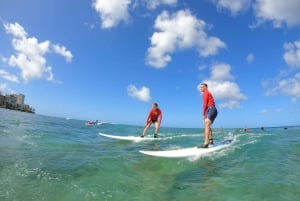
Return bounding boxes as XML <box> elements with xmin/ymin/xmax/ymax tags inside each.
<box><xmin>202</xmin><ymin>91</ymin><xmax>208</xmax><ymax>117</ymax></box>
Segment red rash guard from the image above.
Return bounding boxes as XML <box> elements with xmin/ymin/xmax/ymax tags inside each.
<box><xmin>202</xmin><ymin>90</ymin><xmax>215</xmax><ymax>116</ymax></box>
<box><xmin>148</xmin><ymin>108</ymin><xmax>162</xmax><ymax>122</ymax></box>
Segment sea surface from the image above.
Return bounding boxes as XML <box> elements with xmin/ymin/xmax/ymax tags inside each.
<box><xmin>0</xmin><ymin>108</ymin><xmax>299</xmax><ymax>201</ymax></box>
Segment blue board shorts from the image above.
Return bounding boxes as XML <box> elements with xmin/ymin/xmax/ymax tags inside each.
<box><xmin>205</xmin><ymin>106</ymin><xmax>218</xmax><ymax>123</ymax></box>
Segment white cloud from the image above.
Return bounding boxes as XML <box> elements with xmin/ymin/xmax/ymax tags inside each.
<box><xmin>213</xmin><ymin>0</ymin><xmax>251</xmax><ymax>15</ymax></box>
<box><xmin>264</xmin><ymin>40</ymin><xmax>300</xmax><ymax>101</ymax></box>
<box><xmin>278</xmin><ymin>73</ymin><xmax>300</xmax><ymax>98</ymax></box>
<box><xmin>0</xmin><ymin>70</ymin><xmax>19</xmax><ymax>83</ymax></box>
<box><xmin>283</xmin><ymin>39</ymin><xmax>300</xmax><ymax>69</ymax></box>
<box><xmin>4</xmin><ymin>21</ymin><xmax>27</xmax><ymax>38</ymax></box>
<box><xmin>261</xmin><ymin>108</ymin><xmax>284</xmax><ymax>114</ymax></box>
<box><xmin>264</xmin><ymin>72</ymin><xmax>300</xmax><ymax>102</ymax></box>
<box><xmin>253</xmin><ymin>0</ymin><xmax>300</xmax><ymax>28</ymax></box>
<box><xmin>52</xmin><ymin>44</ymin><xmax>73</xmax><ymax>62</ymax></box>
<box><xmin>210</xmin><ymin>63</ymin><xmax>234</xmax><ymax>81</ymax></box>
<box><xmin>127</xmin><ymin>84</ymin><xmax>151</xmax><ymax>102</ymax></box>
<box><xmin>0</xmin><ymin>83</ymin><xmax>7</xmax><ymax>93</ymax></box>
<box><xmin>92</xmin><ymin>0</ymin><xmax>178</xmax><ymax>29</ymax></box>
<box><xmin>198</xmin><ymin>63</ymin><xmax>247</xmax><ymax>109</ymax></box>
<box><xmin>143</xmin><ymin>0</ymin><xmax>177</xmax><ymax>10</ymax></box>
<box><xmin>261</xmin><ymin>108</ymin><xmax>271</xmax><ymax>114</ymax></box>
<box><xmin>212</xmin><ymin>0</ymin><xmax>300</xmax><ymax>28</ymax></box>
<box><xmin>0</xmin><ymin>83</ymin><xmax>15</xmax><ymax>95</ymax></box>
<box><xmin>93</xmin><ymin>0</ymin><xmax>131</xmax><ymax>29</ymax></box>
<box><xmin>246</xmin><ymin>53</ymin><xmax>254</xmax><ymax>63</ymax></box>
<box><xmin>146</xmin><ymin>9</ymin><xmax>226</xmax><ymax>68</ymax></box>
<box><xmin>3</xmin><ymin>22</ymin><xmax>72</xmax><ymax>83</ymax></box>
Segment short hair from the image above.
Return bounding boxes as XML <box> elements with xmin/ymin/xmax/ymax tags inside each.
<box><xmin>153</xmin><ymin>102</ymin><xmax>158</xmax><ymax>107</ymax></box>
<box><xmin>201</xmin><ymin>83</ymin><xmax>208</xmax><ymax>87</ymax></box>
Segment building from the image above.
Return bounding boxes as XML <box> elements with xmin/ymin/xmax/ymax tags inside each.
<box><xmin>0</xmin><ymin>94</ymin><xmax>5</xmax><ymax>107</ymax></box>
<box><xmin>0</xmin><ymin>93</ymin><xmax>35</xmax><ymax>113</ymax></box>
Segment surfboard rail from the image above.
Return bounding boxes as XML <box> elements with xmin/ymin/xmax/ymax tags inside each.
<box><xmin>98</xmin><ymin>133</ymin><xmax>159</xmax><ymax>142</ymax></box>
<box><xmin>139</xmin><ymin>139</ymin><xmax>233</xmax><ymax>158</ymax></box>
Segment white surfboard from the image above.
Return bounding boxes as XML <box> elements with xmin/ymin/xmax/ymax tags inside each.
<box><xmin>139</xmin><ymin>139</ymin><xmax>233</xmax><ymax>158</ymax></box>
<box><xmin>99</xmin><ymin>133</ymin><xmax>160</xmax><ymax>142</ymax></box>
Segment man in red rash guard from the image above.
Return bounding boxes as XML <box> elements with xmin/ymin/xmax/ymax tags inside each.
<box><xmin>199</xmin><ymin>83</ymin><xmax>218</xmax><ymax>148</ymax></box>
<box><xmin>141</xmin><ymin>102</ymin><xmax>162</xmax><ymax>138</ymax></box>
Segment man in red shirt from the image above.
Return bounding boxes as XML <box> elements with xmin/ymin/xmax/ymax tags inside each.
<box><xmin>199</xmin><ymin>83</ymin><xmax>218</xmax><ymax>148</ymax></box>
<box><xmin>141</xmin><ymin>102</ymin><xmax>162</xmax><ymax>138</ymax></box>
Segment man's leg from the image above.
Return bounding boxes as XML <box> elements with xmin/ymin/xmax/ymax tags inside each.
<box><xmin>142</xmin><ymin>122</ymin><xmax>152</xmax><ymax>137</ymax></box>
<box><xmin>209</xmin><ymin>128</ymin><xmax>213</xmax><ymax>144</ymax></box>
<box><xmin>154</xmin><ymin>121</ymin><xmax>160</xmax><ymax>137</ymax></box>
<box><xmin>204</xmin><ymin>118</ymin><xmax>212</xmax><ymax>145</ymax></box>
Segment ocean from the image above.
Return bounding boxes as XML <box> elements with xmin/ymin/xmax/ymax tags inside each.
<box><xmin>0</xmin><ymin>108</ymin><xmax>299</xmax><ymax>201</ymax></box>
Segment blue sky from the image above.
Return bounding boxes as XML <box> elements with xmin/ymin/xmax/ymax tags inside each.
<box><xmin>0</xmin><ymin>0</ymin><xmax>300</xmax><ymax>128</ymax></box>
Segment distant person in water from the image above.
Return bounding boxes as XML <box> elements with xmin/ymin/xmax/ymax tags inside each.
<box><xmin>141</xmin><ymin>102</ymin><xmax>162</xmax><ymax>138</ymax></box>
<box><xmin>199</xmin><ymin>83</ymin><xmax>218</xmax><ymax>148</ymax></box>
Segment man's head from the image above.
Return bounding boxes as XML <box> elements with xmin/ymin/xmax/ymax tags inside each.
<box><xmin>200</xmin><ymin>83</ymin><xmax>208</xmax><ymax>92</ymax></box>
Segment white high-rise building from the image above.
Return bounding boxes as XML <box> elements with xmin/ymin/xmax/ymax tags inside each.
<box><xmin>16</xmin><ymin>93</ymin><xmax>25</xmax><ymax>105</ymax></box>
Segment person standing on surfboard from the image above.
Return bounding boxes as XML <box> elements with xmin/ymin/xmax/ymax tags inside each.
<box><xmin>141</xmin><ymin>102</ymin><xmax>162</xmax><ymax>138</ymax></box>
<box><xmin>199</xmin><ymin>83</ymin><xmax>218</xmax><ymax>148</ymax></box>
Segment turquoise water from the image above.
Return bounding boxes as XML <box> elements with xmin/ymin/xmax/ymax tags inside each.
<box><xmin>0</xmin><ymin>108</ymin><xmax>299</xmax><ymax>201</ymax></box>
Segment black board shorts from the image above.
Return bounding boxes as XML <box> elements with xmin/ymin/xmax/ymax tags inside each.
<box><xmin>205</xmin><ymin>106</ymin><xmax>218</xmax><ymax>123</ymax></box>
<box><xmin>151</xmin><ymin>119</ymin><xmax>158</xmax><ymax>123</ymax></box>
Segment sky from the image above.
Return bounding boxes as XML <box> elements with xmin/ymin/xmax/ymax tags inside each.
<box><xmin>0</xmin><ymin>0</ymin><xmax>300</xmax><ymax>128</ymax></box>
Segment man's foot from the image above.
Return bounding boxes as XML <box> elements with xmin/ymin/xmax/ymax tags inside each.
<box><xmin>197</xmin><ymin>144</ymin><xmax>209</xmax><ymax>148</ymax></box>
<box><xmin>154</xmin><ymin>134</ymin><xmax>158</xmax><ymax>138</ymax></box>
<box><xmin>209</xmin><ymin>138</ymin><xmax>214</xmax><ymax>145</ymax></box>
<box><xmin>140</xmin><ymin>135</ymin><xmax>144</xmax><ymax>138</ymax></box>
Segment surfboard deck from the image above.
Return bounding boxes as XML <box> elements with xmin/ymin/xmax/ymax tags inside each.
<box><xmin>140</xmin><ymin>139</ymin><xmax>233</xmax><ymax>158</ymax></box>
<box><xmin>98</xmin><ymin>133</ymin><xmax>159</xmax><ymax>142</ymax></box>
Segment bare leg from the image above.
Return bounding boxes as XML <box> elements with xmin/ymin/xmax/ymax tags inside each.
<box><xmin>209</xmin><ymin>128</ymin><xmax>213</xmax><ymax>144</ymax></box>
<box><xmin>204</xmin><ymin>118</ymin><xmax>212</xmax><ymax>145</ymax></box>
<box><xmin>154</xmin><ymin>121</ymin><xmax>160</xmax><ymax>137</ymax></box>
<box><xmin>142</xmin><ymin>121</ymin><xmax>152</xmax><ymax>137</ymax></box>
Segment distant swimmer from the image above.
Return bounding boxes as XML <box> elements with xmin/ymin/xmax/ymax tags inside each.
<box><xmin>141</xmin><ymin>102</ymin><xmax>162</xmax><ymax>138</ymax></box>
<box><xmin>85</xmin><ymin>121</ymin><xmax>94</xmax><ymax>126</ymax></box>
<box><xmin>244</xmin><ymin>128</ymin><xmax>251</xmax><ymax>132</ymax></box>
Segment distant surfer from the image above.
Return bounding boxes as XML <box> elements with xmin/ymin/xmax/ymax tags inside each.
<box><xmin>141</xmin><ymin>102</ymin><xmax>162</xmax><ymax>138</ymax></box>
<box><xmin>199</xmin><ymin>83</ymin><xmax>218</xmax><ymax>148</ymax></box>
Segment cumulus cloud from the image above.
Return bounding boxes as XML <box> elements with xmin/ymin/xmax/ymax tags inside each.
<box><xmin>3</xmin><ymin>22</ymin><xmax>72</xmax><ymax>83</ymax></box>
<box><xmin>92</xmin><ymin>0</ymin><xmax>178</xmax><ymax>29</ymax></box>
<box><xmin>0</xmin><ymin>83</ymin><xmax>15</xmax><ymax>95</ymax></box>
<box><xmin>146</xmin><ymin>9</ymin><xmax>226</xmax><ymax>68</ymax></box>
<box><xmin>143</xmin><ymin>0</ymin><xmax>177</xmax><ymax>10</ymax></box>
<box><xmin>211</xmin><ymin>0</ymin><xmax>300</xmax><ymax>28</ymax></box>
<box><xmin>278</xmin><ymin>73</ymin><xmax>300</xmax><ymax>98</ymax></box>
<box><xmin>264</xmin><ymin>39</ymin><xmax>300</xmax><ymax>102</ymax></box>
<box><xmin>253</xmin><ymin>0</ymin><xmax>300</xmax><ymax>28</ymax></box>
<box><xmin>52</xmin><ymin>44</ymin><xmax>73</xmax><ymax>62</ymax></box>
<box><xmin>127</xmin><ymin>84</ymin><xmax>151</xmax><ymax>102</ymax></box>
<box><xmin>0</xmin><ymin>83</ymin><xmax>7</xmax><ymax>93</ymax></box>
<box><xmin>213</xmin><ymin>0</ymin><xmax>251</xmax><ymax>15</ymax></box>
<box><xmin>263</xmin><ymin>72</ymin><xmax>300</xmax><ymax>102</ymax></box>
<box><xmin>0</xmin><ymin>70</ymin><xmax>19</xmax><ymax>83</ymax></box>
<box><xmin>283</xmin><ymin>39</ymin><xmax>300</xmax><ymax>69</ymax></box>
<box><xmin>92</xmin><ymin>0</ymin><xmax>131</xmax><ymax>29</ymax></box>
<box><xmin>198</xmin><ymin>63</ymin><xmax>247</xmax><ymax>109</ymax></box>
